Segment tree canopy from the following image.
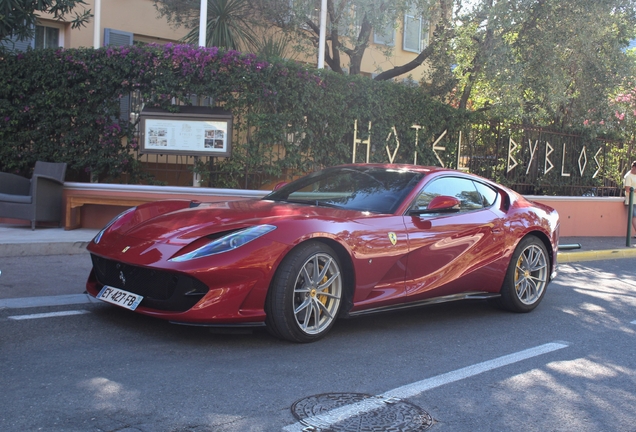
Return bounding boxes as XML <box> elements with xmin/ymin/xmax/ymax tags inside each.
<box><xmin>1</xmin><ymin>0</ymin><xmax>634</xmax><ymax>128</ymax></box>
<box><xmin>153</xmin><ymin>0</ymin><xmax>636</xmax><ymax>128</ymax></box>
<box><xmin>445</xmin><ymin>0</ymin><xmax>636</xmax><ymax>127</ymax></box>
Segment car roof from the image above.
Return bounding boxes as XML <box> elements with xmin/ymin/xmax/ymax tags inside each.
<box><xmin>334</xmin><ymin>163</ymin><xmax>509</xmax><ymax>193</ymax></box>
<box><xmin>335</xmin><ymin>163</ymin><xmax>455</xmax><ymax>175</ymax></box>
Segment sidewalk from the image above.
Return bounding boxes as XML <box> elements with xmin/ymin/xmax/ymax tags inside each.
<box><xmin>556</xmin><ymin>236</ymin><xmax>636</xmax><ymax>262</ymax></box>
<box><xmin>1</xmin><ymin>223</ymin><xmax>636</xmax><ymax>261</ymax></box>
<box><xmin>0</xmin><ymin>224</ymin><xmax>99</xmax><ymax>257</ymax></box>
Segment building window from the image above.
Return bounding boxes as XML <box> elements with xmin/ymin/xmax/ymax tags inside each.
<box><xmin>334</xmin><ymin>4</ymin><xmax>363</xmax><ymax>38</ymax></box>
<box><xmin>35</xmin><ymin>25</ymin><xmax>62</xmax><ymax>49</ymax></box>
<box><xmin>2</xmin><ymin>22</ymin><xmax>63</xmax><ymax>52</ymax></box>
<box><xmin>282</xmin><ymin>0</ymin><xmax>319</xmax><ymax>29</ymax></box>
<box><xmin>403</xmin><ymin>7</ymin><xmax>428</xmax><ymax>53</ymax></box>
<box><xmin>373</xmin><ymin>23</ymin><xmax>395</xmax><ymax>46</ymax></box>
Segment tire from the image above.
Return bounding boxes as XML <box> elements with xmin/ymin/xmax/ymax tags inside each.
<box><xmin>265</xmin><ymin>241</ymin><xmax>343</xmax><ymax>343</ymax></box>
<box><xmin>495</xmin><ymin>236</ymin><xmax>549</xmax><ymax>313</ymax></box>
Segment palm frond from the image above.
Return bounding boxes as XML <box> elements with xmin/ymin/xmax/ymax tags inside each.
<box><xmin>181</xmin><ymin>0</ymin><xmax>257</xmax><ymax>50</ymax></box>
<box><xmin>253</xmin><ymin>32</ymin><xmax>296</xmax><ymax>60</ymax></box>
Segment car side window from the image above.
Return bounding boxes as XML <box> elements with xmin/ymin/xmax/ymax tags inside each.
<box><xmin>414</xmin><ymin>177</ymin><xmax>484</xmax><ymax>212</ymax></box>
<box><xmin>473</xmin><ymin>181</ymin><xmax>498</xmax><ymax>207</ymax></box>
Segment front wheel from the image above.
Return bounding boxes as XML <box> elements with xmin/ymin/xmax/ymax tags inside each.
<box><xmin>265</xmin><ymin>241</ymin><xmax>343</xmax><ymax>343</ymax></box>
<box><xmin>495</xmin><ymin>236</ymin><xmax>549</xmax><ymax>313</ymax></box>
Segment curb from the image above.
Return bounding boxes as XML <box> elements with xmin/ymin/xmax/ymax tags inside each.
<box><xmin>557</xmin><ymin>247</ymin><xmax>636</xmax><ymax>263</ymax></box>
<box><xmin>0</xmin><ymin>241</ymin><xmax>91</xmax><ymax>257</ymax></box>
<box><xmin>0</xmin><ymin>293</ymin><xmax>98</xmax><ymax>309</ymax></box>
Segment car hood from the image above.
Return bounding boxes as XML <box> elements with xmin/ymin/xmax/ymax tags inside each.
<box><xmin>114</xmin><ymin>198</ymin><xmax>361</xmax><ymax>246</ymax></box>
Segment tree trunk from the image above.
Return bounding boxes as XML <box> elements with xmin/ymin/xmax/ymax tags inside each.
<box><xmin>373</xmin><ymin>43</ymin><xmax>435</xmax><ymax>81</ymax></box>
<box><xmin>372</xmin><ymin>0</ymin><xmax>452</xmax><ymax>81</ymax></box>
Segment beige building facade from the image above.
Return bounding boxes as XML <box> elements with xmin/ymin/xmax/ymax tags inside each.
<box><xmin>36</xmin><ymin>0</ymin><xmax>188</xmax><ymax>49</ymax></box>
<box><xmin>12</xmin><ymin>0</ymin><xmax>430</xmax><ymax>81</ymax></box>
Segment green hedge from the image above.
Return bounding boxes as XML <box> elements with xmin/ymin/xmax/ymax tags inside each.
<box><xmin>0</xmin><ymin>44</ymin><xmax>468</xmax><ymax>186</ymax></box>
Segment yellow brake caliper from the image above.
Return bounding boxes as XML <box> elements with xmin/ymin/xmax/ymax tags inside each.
<box><xmin>317</xmin><ymin>265</ymin><xmax>329</xmax><ymax>310</ymax></box>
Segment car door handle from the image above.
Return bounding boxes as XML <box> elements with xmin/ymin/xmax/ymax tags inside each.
<box><xmin>491</xmin><ymin>227</ymin><xmax>504</xmax><ymax>234</ymax></box>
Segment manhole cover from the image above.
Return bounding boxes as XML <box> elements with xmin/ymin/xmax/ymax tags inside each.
<box><xmin>291</xmin><ymin>392</ymin><xmax>433</xmax><ymax>432</ymax></box>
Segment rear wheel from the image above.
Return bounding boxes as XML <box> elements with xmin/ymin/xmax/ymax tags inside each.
<box><xmin>266</xmin><ymin>241</ymin><xmax>343</xmax><ymax>343</ymax></box>
<box><xmin>495</xmin><ymin>236</ymin><xmax>549</xmax><ymax>312</ymax></box>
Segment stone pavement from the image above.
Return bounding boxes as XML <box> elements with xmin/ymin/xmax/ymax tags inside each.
<box><xmin>1</xmin><ymin>223</ymin><xmax>636</xmax><ymax>262</ymax></box>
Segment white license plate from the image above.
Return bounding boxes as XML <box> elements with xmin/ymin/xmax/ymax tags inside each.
<box><xmin>97</xmin><ymin>285</ymin><xmax>143</xmax><ymax>311</ymax></box>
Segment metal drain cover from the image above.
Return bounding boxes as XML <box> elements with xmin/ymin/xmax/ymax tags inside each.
<box><xmin>291</xmin><ymin>392</ymin><xmax>433</xmax><ymax>432</ymax></box>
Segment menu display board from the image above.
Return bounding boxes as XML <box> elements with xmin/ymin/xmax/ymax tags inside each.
<box><xmin>139</xmin><ymin>106</ymin><xmax>232</xmax><ymax>157</ymax></box>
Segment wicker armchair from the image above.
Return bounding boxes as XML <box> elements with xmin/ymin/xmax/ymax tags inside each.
<box><xmin>0</xmin><ymin>161</ymin><xmax>67</xmax><ymax>230</ymax></box>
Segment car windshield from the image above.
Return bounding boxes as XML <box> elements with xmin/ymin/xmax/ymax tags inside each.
<box><xmin>263</xmin><ymin>167</ymin><xmax>424</xmax><ymax>214</ymax></box>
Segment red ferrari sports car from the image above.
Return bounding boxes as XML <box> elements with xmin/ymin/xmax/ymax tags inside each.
<box><xmin>86</xmin><ymin>164</ymin><xmax>559</xmax><ymax>342</ymax></box>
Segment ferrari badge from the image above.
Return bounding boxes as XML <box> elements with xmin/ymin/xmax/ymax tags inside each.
<box><xmin>388</xmin><ymin>232</ymin><xmax>397</xmax><ymax>245</ymax></box>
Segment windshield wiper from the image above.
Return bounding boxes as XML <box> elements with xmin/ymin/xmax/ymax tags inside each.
<box><xmin>276</xmin><ymin>198</ymin><xmax>342</xmax><ymax>209</ymax></box>
<box><xmin>313</xmin><ymin>200</ymin><xmax>342</xmax><ymax>209</ymax></box>
<box><xmin>277</xmin><ymin>199</ymin><xmax>313</xmax><ymax>206</ymax></box>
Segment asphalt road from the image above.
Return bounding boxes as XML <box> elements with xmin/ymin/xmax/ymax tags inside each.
<box><xmin>1</xmin><ymin>255</ymin><xmax>635</xmax><ymax>432</ymax></box>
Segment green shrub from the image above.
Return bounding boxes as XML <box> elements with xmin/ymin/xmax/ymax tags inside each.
<box><xmin>0</xmin><ymin>44</ymin><xmax>625</xmax><ymax>195</ymax></box>
<box><xmin>0</xmin><ymin>44</ymin><xmax>464</xmax><ymax>184</ymax></box>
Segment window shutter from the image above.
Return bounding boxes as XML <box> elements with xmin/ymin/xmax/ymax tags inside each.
<box><xmin>104</xmin><ymin>28</ymin><xmax>134</xmax><ymax>47</ymax></box>
<box><xmin>403</xmin><ymin>6</ymin><xmax>429</xmax><ymax>53</ymax></box>
<box><xmin>104</xmin><ymin>29</ymin><xmax>134</xmax><ymax>122</ymax></box>
<box><xmin>403</xmin><ymin>14</ymin><xmax>421</xmax><ymax>52</ymax></box>
<box><xmin>373</xmin><ymin>24</ymin><xmax>395</xmax><ymax>46</ymax></box>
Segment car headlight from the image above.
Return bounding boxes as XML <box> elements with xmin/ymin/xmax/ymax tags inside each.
<box><xmin>169</xmin><ymin>225</ymin><xmax>277</xmax><ymax>262</ymax></box>
<box><xmin>93</xmin><ymin>207</ymin><xmax>136</xmax><ymax>244</ymax></box>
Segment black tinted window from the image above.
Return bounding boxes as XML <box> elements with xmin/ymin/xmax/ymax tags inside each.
<box><xmin>473</xmin><ymin>181</ymin><xmax>498</xmax><ymax>207</ymax></box>
<box><xmin>265</xmin><ymin>167</ymin><xmax>424</xmax><ymax>214</ymax></box>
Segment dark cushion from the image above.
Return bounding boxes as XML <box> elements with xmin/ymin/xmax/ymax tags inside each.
<box><xmin>0</xmin><ymin>192</ymin><xmax>32</xmax><ymax>204</ymax></box>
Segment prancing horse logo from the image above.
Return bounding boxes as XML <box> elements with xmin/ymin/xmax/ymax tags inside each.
<box><xmin>119</xmin><ymin>271</ymin><xmax>126</xmax><ymax>286</ymax></box>
<box><xmin>388</xmin><ymin>232</ymin><xmax>397</xmax><ymax>245</ymax></box>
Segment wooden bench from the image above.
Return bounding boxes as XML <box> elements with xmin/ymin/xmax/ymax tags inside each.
<box><xmin>65</xmin><ymin>195</ymin><xmax>156</xmax><ymax>230</ymax></box>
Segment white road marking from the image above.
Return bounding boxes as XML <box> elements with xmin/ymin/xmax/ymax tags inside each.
<box><xmin>0</xmin><ymin>294</ymin><xmax>97</xmax><ymax>309</ymax></box>
<box><xmin>8</xmin><ymin>310</ymin><xmax>90</xmax><ymax>320</ymax></box>
<box><xmin>283</xmin><ymin>342</ymin><xmax>569</xmax><ymax>432</ymax></box>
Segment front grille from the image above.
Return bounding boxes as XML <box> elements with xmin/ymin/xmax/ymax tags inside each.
<box><xmin>90</xmin><ymin>254</ymin><xmax>209</xmax><ymax>312</ymax></box>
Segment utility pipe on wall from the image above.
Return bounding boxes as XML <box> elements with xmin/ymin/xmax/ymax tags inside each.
<box><xmin>627</xmin><ymin>187</ymin><xmax>633</xmax><ymax>247</ymax></box>
<box><xmin>191</xmin><ymin>0</ymin><xmax>208</xmax><ymax>187</ymax></box>
<box><xmin>198</xmin><ymin>0</ymin><xmax>208</xmax><ymax>47</ymax></box>
<box><xmin>318</xmin><ymin>0</ymin><xmax>327</xmax><ymax>68</ymax></box>
<box><xmin>93</xmin><ymin>0</ymin><xmax>101</xmax><ymax>48</ymax></box>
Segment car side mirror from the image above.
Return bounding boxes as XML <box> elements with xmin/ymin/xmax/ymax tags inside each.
<box><xmin>410</xmin><ymin>195</ymin><xmax>461</xmax><ymax>215</ymax></box>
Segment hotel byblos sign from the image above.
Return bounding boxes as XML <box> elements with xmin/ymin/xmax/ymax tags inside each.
<box><xmin>139</xmin><ymin>106</ymin><xmax>233</xmax><ymax>158</ymax></box>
